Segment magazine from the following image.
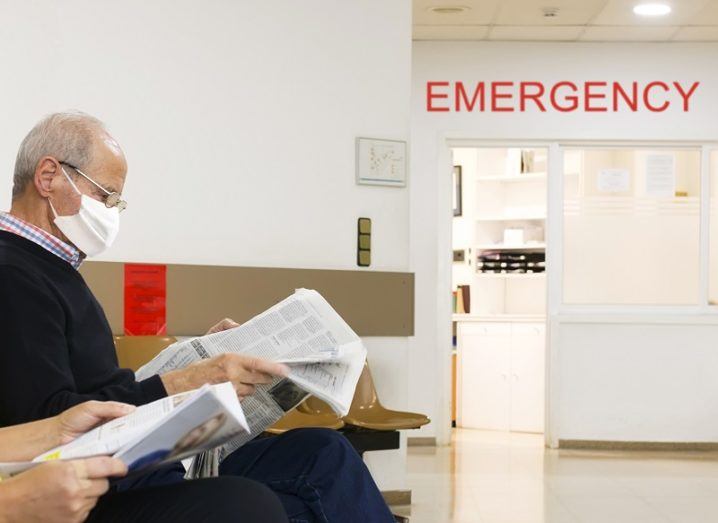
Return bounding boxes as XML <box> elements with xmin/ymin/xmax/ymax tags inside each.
<box><xmin>0</xmin><ymin>382</ymin><xmax>247</xmax><ymax>479</ymax></box>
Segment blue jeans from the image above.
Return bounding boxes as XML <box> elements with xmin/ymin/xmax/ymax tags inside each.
<box><xmin>219</xmin><ymin>428</ymin><xmax>395</xmax><ymax>523</ymax></box>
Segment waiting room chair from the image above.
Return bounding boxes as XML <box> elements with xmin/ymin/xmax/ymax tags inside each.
<box><xmin>343</xmin><ymin>363</ymin><xmax>430</xmax><ymax>430</ymax></box>
<box><xmin>266</xmin><ymin>399</ymin><xmax>345</xmax><ymax>435</ymax></box>
<box><xmin>297</xmin><ymin>396</ymin><xmax>341</xmax><ymax>417</ymax></box>
<box><xmin>114</xmin><ymin>335</ymin><xmax>177</xmax><ymax>372</ymax></box>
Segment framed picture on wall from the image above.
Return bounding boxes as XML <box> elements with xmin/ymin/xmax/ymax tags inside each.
<box><xmin>355</xmin><ymin>137</ymin><xmax>407</xmax><ymax>187</ymax></box>
<box><xmin>453</xmin><ymin>165</ymin><xmax>462</xmax><ymax>216</ymax></box>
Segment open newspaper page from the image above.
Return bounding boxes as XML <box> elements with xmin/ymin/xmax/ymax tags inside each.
<box><xmin>135</xmin><ymin>289</ymin><xmax>367</xmax><ymax>457</ymax></box>
<box><xmin>218</xmin><ymin>343</ymin><xmax>366</xmax><ymax>458</ymax></box>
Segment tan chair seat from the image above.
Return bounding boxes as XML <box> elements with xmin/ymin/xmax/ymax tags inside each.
<box><xmin>343</xmin><ymin>406</ymin><xmax>429</xmax><ymax>431</ymax></box>
<box><xmin>343</xmin><ymin>363</ymin><xmax>430</xmax><ymax>431</ymax></box>
<box><xmin>266</xmin><ymin>406</ymin><xmax>345</xmax><ymax>435</ymax></box>
<box><xmin>297</xmin><ymin>396</ymin><xmax>339</xmax><ymax>416</ymax></box>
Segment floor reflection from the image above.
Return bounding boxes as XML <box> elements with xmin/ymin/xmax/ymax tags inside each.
<box><xmin>397</xmin><ymin>429</ymin><xmax>718</xmax><ymax>523</ymax></box>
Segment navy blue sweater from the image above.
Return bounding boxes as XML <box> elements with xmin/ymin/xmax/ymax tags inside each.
<box><xmin>0</xmin><ymin>231</ymin><xmax>167</xmax><ymax>426</ymax></box>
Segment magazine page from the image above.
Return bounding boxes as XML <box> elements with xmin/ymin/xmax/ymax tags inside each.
<box><xmin>34</xmin><ymin>383</ymin><xmax>248</xmax><ymax>468</ymax></box>
<box><xmin>0</xmin><ymin>461</ymin><xmax>35</xmax><ymax>479</ymax></box>
<box><xmin>115</xmin><ymin>382</ymin><xmax>250</xmax><ymax>473</ymax></box>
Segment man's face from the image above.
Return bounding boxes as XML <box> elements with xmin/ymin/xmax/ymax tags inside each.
<box><xmin>50</xmin><ymin>134</ymin><xmax>127</xmax><ymax>217</ymax></box>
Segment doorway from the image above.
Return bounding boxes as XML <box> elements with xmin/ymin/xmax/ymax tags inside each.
<box><xmin>450</xmin><ymin>145</ymin><xmax>548</xmax><ymax>434</ymax></box>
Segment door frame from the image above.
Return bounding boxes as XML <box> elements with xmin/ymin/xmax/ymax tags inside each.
<box><xmin>443</xmin><ymin>138</ymin><xmax>554</xmax><ymax>446</ymax></box>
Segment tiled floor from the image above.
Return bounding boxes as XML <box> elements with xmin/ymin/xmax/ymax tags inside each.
<box><xmin>396</xmin><ymin>429</ymin><xmax>718</xmax><ymax>523</ymax></box>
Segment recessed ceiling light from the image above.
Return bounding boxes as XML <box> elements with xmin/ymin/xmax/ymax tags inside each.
<box><xmin>633</xmin><ymin>3</ymin><xmax>672</xmax><ymax>17</ymax></box>
<box><xmin>427</xmin><ymin>5</ymin><xmax>471</xmax><ymax>15</ymax></box>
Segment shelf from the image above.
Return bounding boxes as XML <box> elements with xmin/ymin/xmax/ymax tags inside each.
<box><xmin>476</xmin><ymin>243</ymin><xmax>546</xmax><ymax>251</ymax></box>
<box><xmin>476</xmin><ymin>272</ymin><xmax>545</xmax><ymax>279</ymax></box>
<box><xmin>476</xmin><ymin>172</ymin><xmax>546</xmax><ymax>183</ymax></box>
<box><xmin>476</xmin><ymin>214</ymin><xmax>546</xmax><ymax>222</ymax></box>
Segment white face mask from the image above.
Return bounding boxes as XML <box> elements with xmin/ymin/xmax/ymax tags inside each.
<box><xmin>48</xmin><ymin>168</ymin><xmax>120</xmax><ymax>257</ymax></box>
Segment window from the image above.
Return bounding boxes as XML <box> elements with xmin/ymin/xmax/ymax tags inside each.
<box><xmin>563</xmin><ymin>147</ymin><xmax>701</xmax><ymax>305</ymax></box>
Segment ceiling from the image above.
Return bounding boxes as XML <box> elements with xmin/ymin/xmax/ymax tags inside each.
<box><xmin>413</xmin><ymin>0</ymin><xmax>718</xmax><ymax>41</ymax></box>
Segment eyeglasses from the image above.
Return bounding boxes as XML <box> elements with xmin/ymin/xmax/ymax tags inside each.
<box><xmin>60</xmin><ymin>162</ymin><xmax>127</xmax><ymax>212</ymax></box>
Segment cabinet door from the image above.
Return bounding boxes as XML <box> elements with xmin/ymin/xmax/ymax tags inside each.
<box><xmin>509</xmin><ymin>323</ymin><xmax>545</xmax><ymax>433</ymax></box>
<box><xmin>457</xmin><ymin>323</ymin><xmax>511</xmax><ymax>431</ymax></box>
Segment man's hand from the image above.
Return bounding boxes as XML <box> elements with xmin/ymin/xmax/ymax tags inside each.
<box><xmin>162</xmin><ymin>317</ymin><xmax>290</xmax><ymax>399</ymax></box>
<box><xmin>56</xmin><ymin>401</ymin><xmax>135</xmax><ymax>445</ymax></box>
<box><xmin>160</xmin><ymin>354</ymin><xmax>290</xmax><ymax>398</ymax></box>
<box><xmin>205</xmin><ymin>317</ymin><xmax>239</xmax><ymax>335</ymax></box>
<box><xmin>0</xmin><ymin>457</ymin><xmax>127</xmax><ymax>523</ymax></box>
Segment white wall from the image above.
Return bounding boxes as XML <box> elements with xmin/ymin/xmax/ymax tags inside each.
<box><xmin>411</xmin><ymin>41</ymin><xmax>718</xmax><ymax>444</ymax></box>
<box><xmin>0</xmin><ymin>0</ymin><xmax>411</xmax><ymax>272</ymax></box>
<box><xmin>0</xmin><ymin>0</ymin><xmax>412</xmax><ymax>487</ymax></box>
<box><xmin>557</xmin><ymin>319</ymin><xmax>718</xmax><ymax>442</ymax></box>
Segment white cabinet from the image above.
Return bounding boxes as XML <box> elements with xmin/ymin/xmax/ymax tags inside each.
<box><xmin>458</xmin><ymin>323</ymin><xmax>511</xmax><ymax>430</ymax></box>
<box><xmin>457</xmin><ymin>321</ymin><xmax>545</xmax><ymax>433</ymax></box>
<box><xmin>509</xmin><ymin>323</ymin><xmax>545</xmax><ymax>432</ymax></box>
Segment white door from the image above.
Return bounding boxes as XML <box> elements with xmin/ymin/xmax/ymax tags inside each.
<box><xmin>458</xmin><ymin>322</ymin><xmax>511</xmax><ymax>430</ymax></box>
<box><xmin>509</xmin><ymin>323</ymin><xmax>545</xmax><ymax>433</ymax></box>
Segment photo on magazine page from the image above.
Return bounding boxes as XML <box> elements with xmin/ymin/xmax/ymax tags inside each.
<box><xmin>127</xmin><ymin>412</ymin><xmax>229</xmax><ymax>472</ymax></box>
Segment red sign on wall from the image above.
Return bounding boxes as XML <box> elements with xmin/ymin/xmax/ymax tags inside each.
<box><xmin>124</xmin><ymin>263</ymin><xmax>167</xmax><ymax>335</ymax></box>
<box><xmin>425</xmin><ymin>80</ymin><xmax>701</xmax><ymax>113</ymax></box>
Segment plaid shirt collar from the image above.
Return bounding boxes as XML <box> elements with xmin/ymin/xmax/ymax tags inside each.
<box><xmin>0</xmin><ymin>212</ymin><xmax>83</xmax><ymax>270</ymax></box>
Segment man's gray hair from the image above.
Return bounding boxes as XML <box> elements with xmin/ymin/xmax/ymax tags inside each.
<box><xmin>12</xmin><ymin>111</ymin><xmax>106</xmax><ymax>199</ymax></box>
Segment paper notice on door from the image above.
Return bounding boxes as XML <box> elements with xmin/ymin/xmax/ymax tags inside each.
<box><xmin>645</xmin><ymin>153</ymin><xmax>675</xmax><ymax>198</ymax></box>
<box><xmin>597</xmin><ymin>168</ymin><xmax>630</xmax><ymax>193</ymax></box>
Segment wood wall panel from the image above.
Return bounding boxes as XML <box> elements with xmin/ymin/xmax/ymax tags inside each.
<box><xmin>80</xmin><ymin>262</ymin><xmax>414</xmax><ymax>336</ymax></box>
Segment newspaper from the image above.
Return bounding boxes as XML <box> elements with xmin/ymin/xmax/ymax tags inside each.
<box><xmin>135</xmin><ymin>289</ymin><xmax>367</xmax><ymax>457</ymax></box>
<box><xmin>0</xmin><ymin>382</ymin><xmax>248</xmax><ymax>480</ymax></box>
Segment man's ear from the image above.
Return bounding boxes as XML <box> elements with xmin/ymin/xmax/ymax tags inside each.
<box><xmin>34</xmin><ymin>157</ymin><xmax>60</xmax><ymax>198</ymax></box>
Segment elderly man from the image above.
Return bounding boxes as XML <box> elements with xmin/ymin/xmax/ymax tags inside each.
<box><xmin>0</xmin><ymin>112</ymin><xmax>394</xmax><ymax>523</ymax></box>
<box><xmin>0</xmin><ymin>401</ymin><xmax>286</xmax><ymax>523</ymax></box>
